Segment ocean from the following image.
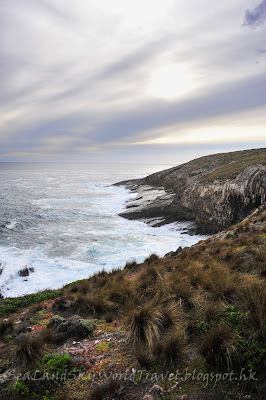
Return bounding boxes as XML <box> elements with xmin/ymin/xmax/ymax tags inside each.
<box><xmin>0</xmin><ymin>163</ymin><xmax>206</xmax><ymax>298</ymax></box>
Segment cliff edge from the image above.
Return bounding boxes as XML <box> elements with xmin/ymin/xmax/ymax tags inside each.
<box><xmin>115</xmin><ymin>148</ymin><xmax>266</xmax><ymax>233</ymax></box>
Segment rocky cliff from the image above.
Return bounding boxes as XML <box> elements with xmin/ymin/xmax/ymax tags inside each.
<box><xmin>115</xmin><ymin>148</ymin><xmax>266</xmax><ymax>233</ymax></box>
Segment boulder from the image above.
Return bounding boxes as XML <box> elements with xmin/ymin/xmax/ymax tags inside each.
<box><xmin>18</xmin><ymin>266</ymin><xmax>34</xmax><ymax>277</ymax></box>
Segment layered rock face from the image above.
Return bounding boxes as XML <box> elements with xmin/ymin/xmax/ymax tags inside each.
<box><xmin>115</xmin><ymin>149</ymin><xmax>266</xmax><ymax>233</ymax></box>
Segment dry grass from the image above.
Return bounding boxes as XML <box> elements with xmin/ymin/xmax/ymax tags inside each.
<box><xmin>71</xmin><ymin>293</ymin><xmax>115</xmax><ymax>316</ymax></box>
<box><xmin>0</xmin><ymin>318</ymin><xmax>14</xmax><ymax>337</ymax></box>
<box><xmin>153</xmin><ymin>327</ymin><xmax>186</xmax><ymax>367</ymax></box>
<box><xmin>88</xmin><ymin>379</ymin><xmax>120</xmax><ymax>400</ymax></box>
<box><xmin>125</xmin><ymin>301</ymin><xmax>164</xmax><ymax>348</ymax></box>
<box><xmin>12</xmin><ymin>334</ymin><xmax>47</xmax><ymax>367</ymax></box>
<box><xmin>200</xmin><ymin>324</ymin><xmax>235</xmax><ymax>368</ymax></box>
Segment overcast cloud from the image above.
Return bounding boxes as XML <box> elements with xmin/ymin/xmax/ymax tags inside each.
<box><xmin>244</xmin><ymin>0</ymin><xmax>266</xmax><ymax>27</ymax></box>
<box><xmin>0</xmin><ymin>0</ymin><xmax>265</xmax><ymax>163</ymax></box>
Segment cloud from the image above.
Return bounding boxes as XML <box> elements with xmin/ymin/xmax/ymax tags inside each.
<box><xmin>243</xmin><ymin>0</ymin><xmax>266</xmax><ymax>27</ymax></box>
<box><xmin>0</xmin><ymin>1</ymin><xmax>266</xmax><ymax>161</ymax></box>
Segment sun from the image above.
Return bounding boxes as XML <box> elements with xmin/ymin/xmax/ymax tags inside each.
<box><xmin>148</xmin><ymin>64</ymin><xmax>197</xmax><ymax>100</ymax></box>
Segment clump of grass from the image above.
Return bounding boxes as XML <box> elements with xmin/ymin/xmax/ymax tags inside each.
<box><xmin>135</xmin><ymin>265</ymin><xmax>162</xmax><ymax>294</ymax></box>
<box><xmin>200</xmin><ymin>324</ymin><xmax>235</xmax><ymax>368</ymax></box>
<box><xmin>240</xmin><ymin>283</ymin><xmax>266</xmax><ymax>336</ymax></box>
<box><xmin>160</xmin><ymin>301</ymin><xmax>183</xmax><ymax>331</ymax></box>
<box><xmin>152</xmin><ymin>328</ymin><xmax>186</xmax><ymax>367</ymax></box>
<box><xmin>134</xmin><ymin>344</ymin><xmax>154</xmax><ymax>369</ymax></box>
<box><xmin>71</xmin><ymin>293</ymin><xmax>114</xmax><ymax>316</ymax></box>
<box><xmin>165</xmin><ymin>273</ymin><xmax>194</xmax><ymax>310</ymax></box>
<box><xmin>107</xmin><ymin>280</ymin><xmax>133</xmax><ymax>305</ymax></box>
<box><xmin>125</xmin><ymin>301</ymin><xmax>163</xmax><ymax>348</ymax></box>
<box><xmin>204</xmin><ymin>301</ymin><xmax>220</xmax><ymax>322</ymax></box>
<box><xmin>89</xmin><ymin>379</ymin><xmax>120</xmax><ymax>400</ymax></box>
<box><xmin>13</xmin><ymin>334</ymin><xmax>46</xmax><ymax>367</ymax></box>
<box><xmin>124</xmin><ymin>260</ymin><xmax>138</xmax><ymax>271</ymax></box>
<box><xmin>144</xmin><ymin>253</ymin><xmax>160</xmax><ymax>265</ymax></box>
<box><xmin>38</xmin><ymin>327</ymin><xmax>56</xmax><ymax>344</ymax></box>
<box><xmin>52</xmin><ymin>296</ymin><xmax>71</xmax><ymax>312</ymax></box>
<box><xmin>0</xmin><ymin>318</ymin><xmax>14</xmax><ymax>337</ymax></box>
<box><xmin>105</xmin><ymin>313</ymin><xmax>113</xmax><ymax>323</ymax></box>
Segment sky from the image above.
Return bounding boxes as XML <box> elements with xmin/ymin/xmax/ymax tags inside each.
<box><xmin>0</xmin><ymin>0</ymin><xmax>266</xmax><ymax>164</ymax></box>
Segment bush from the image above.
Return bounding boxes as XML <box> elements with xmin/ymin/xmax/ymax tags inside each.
<box><xmin>41</xmin><ymin>353</ymin><xmax>73</xmax><ymax>377</ymax></box>
<box><xmin>48</xmin><ymin>315</ymin><xmax>96</xmax><ymax>341</ymax></box>
<box><xmin>15</xmin><ymin>381</ymin><xmax>30</xmax><ymax>396</ymax></box>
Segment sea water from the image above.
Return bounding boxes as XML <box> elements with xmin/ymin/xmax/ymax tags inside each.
<box><xmin>0</xmin><ymin>163</ymin><xmax>206</xmax><ymax>298</ymax></box>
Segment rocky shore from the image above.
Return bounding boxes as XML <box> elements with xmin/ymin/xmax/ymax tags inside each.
<box><xmin>115</xmin><ymin>148</ymin><xmax>266</xmax><ymax>234</ymax></box>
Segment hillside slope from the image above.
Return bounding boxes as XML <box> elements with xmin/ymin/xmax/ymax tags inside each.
<box><xmin>116</xmin><ymin>148</ymin><xmax>266</xmax><ymax>233</ymax></box>
<box><xmin>0</xmin><ymin>205</ymin><xmax>265</xmax><ymax>399</ymax></box>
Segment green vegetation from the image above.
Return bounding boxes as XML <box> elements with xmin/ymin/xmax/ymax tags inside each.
<box><xmin>0</xmin><ymin>289</ymin><xmax>62</xmax><ymax>317</ymax></box>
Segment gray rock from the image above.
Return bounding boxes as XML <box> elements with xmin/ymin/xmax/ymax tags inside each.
<box><xmin>149</xmin><ymin>384</ymin><xmax>164</xmax><ymax>397</ymax></box>
<box><xmin>115</xmin><ymin>149</ymin><xmax>266</xmax><ymax>233</ymax></box>
<box><xmin>0</xmin><ymin>369</ymin><xmax>16</xmax><ymax>384</ymax></box>
<box><xmin>143</xmin><ymin>394</ymin><xmax>155</xmax><ymax>400</ymax></box>
<box><xmin>18</xmin><ymin>266</ymin><xmax>34</xmax><ymax>277</ymax></box>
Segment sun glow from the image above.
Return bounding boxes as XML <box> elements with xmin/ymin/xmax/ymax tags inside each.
<box><xmin>148</xmin><ymin>64</ymin><xmax>198</xmax><ymax>100</ymax></box>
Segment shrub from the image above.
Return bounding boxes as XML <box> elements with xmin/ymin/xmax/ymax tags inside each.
<box><xmin>41</xmin><ymin>353</ymin><xmax>73</xmax><ymax>377</ymax></box>
<box><xmin>234</xmin><ymin>334</ymin><xmax>266</xmax><ymax>372</ymax></box>
<box><xmin>14</xmin><ymin>381</ymin><xmax>30</xmax><ymax>396</ymax></box>
<box><xmin>48</xmin><ymin>315</ymin><xmax>96</xmax><ymax>341</ymax></box>
<box><xmin>52</xmin><ymin>296</ymin><xmax>71</xmax><ymax>312</ymax></box>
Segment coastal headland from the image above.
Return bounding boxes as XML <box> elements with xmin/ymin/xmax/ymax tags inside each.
<box><xmin>0</xmin><ymin>149</ymin><xmax>265</xmax><ymax>400</ymax></box>
<box><xmin>115</xmin><ymin>148</ymin><xmax>266</xmax><ymax>234</ymax></box>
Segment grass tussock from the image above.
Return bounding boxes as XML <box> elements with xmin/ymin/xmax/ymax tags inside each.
<box><xmin>13</xmin><ymin>334</ymin><xmax>47</xmax><ymax>367</ymax></box>
<box><xmin>0</xmin><ymin>318</ymin><xmax>14</xmax><ymax>337</ymax></box>
<box><xmin>125</xmin><ymin>301</ymin><xmax>164</xmax><ymax>348</ymax></box>
<box><xmin>89</xmin><ymin>379</ymin><xmax>120</xmax><ymax>400</ymax></box>
<box><xmin>152</xmin><ymin>328</ymin><xmax>186</xmax><ymax>367</ymax></box>
<box><xmin>200</xmin><ymin>324</ymin><xmax>235</xmax><ymax>368</ymax></box>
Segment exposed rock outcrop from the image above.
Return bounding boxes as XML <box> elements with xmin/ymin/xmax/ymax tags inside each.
<box><xmin>18</xmin><ymin>266</ymin><xmax>34</xmax><ymax>277</ymax></box>
<box><xmin>115</xmin><ymin>148</ymin><xmax>266</xmax><ymax>233</ymax></box>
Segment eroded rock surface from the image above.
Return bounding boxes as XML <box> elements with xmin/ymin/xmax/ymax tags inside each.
<box><xmin>115</xmin><ymin>149</ymin><xmax>266</xmax><ymax>233</ymax></box>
